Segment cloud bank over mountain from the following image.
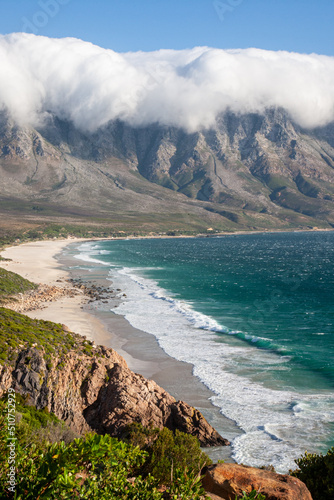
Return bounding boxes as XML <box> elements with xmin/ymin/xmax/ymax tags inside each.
<box><xmin>1</xmin><ymin>33</ymin><xmax>334</xmax><ymax>132</ymax></box>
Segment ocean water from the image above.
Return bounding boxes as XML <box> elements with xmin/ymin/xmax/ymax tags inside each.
<box><xmin>72</xmin><ymin>231</ymin><xmax>334</xmax><ymax>473</ymax></box>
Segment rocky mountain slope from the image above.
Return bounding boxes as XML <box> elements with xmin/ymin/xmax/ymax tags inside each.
<box><xmin>0</xmin><ymin>308</ymin><xmax>227</xmax><ymax>447</ymax></box>
<box><xmin>0</xmin><ymin>108</ymin><xmax>334</xmax><ymax>232</ymax></box>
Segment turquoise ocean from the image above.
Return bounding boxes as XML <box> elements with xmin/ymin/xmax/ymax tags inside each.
<box><xmin>71</xmin><ymin>231</ymin><xmax>334</xmax><ymax>473</ymax></box>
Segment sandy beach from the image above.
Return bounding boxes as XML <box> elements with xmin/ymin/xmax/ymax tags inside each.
<box><xmin>0</xmin><ymin>238</ymin><xmax>242</xmax><ymax>461</ymax></box>
<box><xmin>0</xmin><ymin>239</ymin><xmax>107</xmax><ymax>341</ymax></box>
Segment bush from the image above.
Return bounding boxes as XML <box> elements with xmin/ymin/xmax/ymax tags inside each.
<box><xmin>0</xmin><ymin>400</ymin><xmax>212</xmax><ymax>499</ymax></box>
<box><xmin>124</xmin><ymin>422</ymin><xmax>160</xmax><ymax>450</ymax></box>
<box><xmin>0</xmin><ymin>430</ymin><xmax>162</xmax><ymax>499</ymax></box>
<box><xmin>124</xmin><ymin>423</ymin><xmax>212</xmax><ymax>498</ymax></box>
<box><xmin>0</xmin><ymin>395</ymin><xmax>78</xmax><ymax>453</ymax></box>
<box><xmin>166</xmin><ymin>467</ymin><xmax>208</xmax><ymax>499</ymax></box>
<box><xmin>290</xmin><ymin>447</ymin><xmax>334</xmax><ymax>500</ymax></box>
<box><xmin>148</xmin><ymin>427</ymin><xmax>212</xmax><ymax>485</ymax></box>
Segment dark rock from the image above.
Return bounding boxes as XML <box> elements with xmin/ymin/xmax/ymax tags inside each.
<box><xmin>167</xmin><ymin>400</ymin><xmax>229</xmax><ymax>446</ymax></box>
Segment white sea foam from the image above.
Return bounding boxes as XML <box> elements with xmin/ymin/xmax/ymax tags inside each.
<box><xmin>110</xmin><ymin>267</ymin><xmax>334</xmax><ymax>472</ymax></box>
<box><xmin>74</xmin><ymin>253</ymin><xmax>110</xmax><ymax>265</ymax></box>
<box><xmin>74</xmin><ymin>243</ymin><xmax>112</xmax><ymax>265</ymax></box>
<box><xmin>73</xmin><ymin>244</ymin><xmax>334</xmax><ymax>473</ymax></box>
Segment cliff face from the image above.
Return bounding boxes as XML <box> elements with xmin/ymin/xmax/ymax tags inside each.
<box><xmin>0</xmin><ymin>109</ymin><xmax>333</xmax><ymax>231</ymax></box>
<box><xmin>0</xmin><ymin>343</ymin><xmax>228</xmax><ymax>447</ymax></box>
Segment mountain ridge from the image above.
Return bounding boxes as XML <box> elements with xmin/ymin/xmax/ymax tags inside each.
<box><xmin>0</xmin><ymin>108</ymin><xmax>333</xmax><ymax>233</ymax></box>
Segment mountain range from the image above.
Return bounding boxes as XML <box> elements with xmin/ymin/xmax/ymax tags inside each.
<box><xmin>1</xmin><ymin>108</ymin><xmax>334</xmax><ymax>234</ymax></box>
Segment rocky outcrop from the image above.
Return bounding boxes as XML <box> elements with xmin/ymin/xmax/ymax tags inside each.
<box><xmin>4</xmin><ymin>279</ymin><xmax>115</xmax><ymax>313</ymax></box>
<box><xmin>4</xmin><ymin>284</ymin><xmax>80</xmax><ymax>312</ymax></box>
<box><xmin>83</xmin><ymin>363</ymin><xmax>227</xmax><ymax>446</ymax></box>
<box><xmin>202</xmin><ymin>463</ymin><xmax>313</xmax><ymax>500</ymax></box>
<box><xmin>0</xmin><ymin>344</ymin><xmax>228</xmax><ymax>447</ymax></box>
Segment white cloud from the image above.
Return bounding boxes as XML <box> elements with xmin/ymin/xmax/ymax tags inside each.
<box><xmin>0</xmin><ymin>33</ymin><xmax>334</xmax><ymax>132</ymax></box>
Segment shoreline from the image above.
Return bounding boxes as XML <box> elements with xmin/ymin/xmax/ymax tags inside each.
<box><xmin>0</xmin><ymin>238</ymin><xmax>242</xmax><ymax>462</ymax></box>
<box><xmin>59</xmin><ymin>241</ymin><xmax>243</xmax><ymax>462</ymax></box>
<box><xmin>0</xmin><ymin>239</ymin><xmax>106</xmax><ymax>342</ymax></box>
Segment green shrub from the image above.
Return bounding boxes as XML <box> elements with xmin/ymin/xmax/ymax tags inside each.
<box><xmin>124</xmin><ymin>423</ymin><xmax>212</xmax><ymax>498</ymax></box>
<box><xmin>14</xmin><ymin>393</ymin><xmax>59</xmax><ymax>428</ymax></box>
<box><xmin>0</xmin><ymin>393</ymin><xmax>231</xmax><ymax>500</ymax></box>
<box><xmin>166</xmin><ymin>467</ymin><xmax>208</xmax><ymax>499</ymax></box>
<box><xmin>124</xmin><ymin>422</ymin><xmax>160</xmax><ymax>450</ymax></box>
<box><xmin>0</xmin><ymin>429</ymin><xmax>162</xmax><ymax>499</ymax></box>
<box><xmin>148</xmin><ymin>427</ymin><xmax>212</xmax><ymax>485</ymax></box>
<box><xmin>0</xmin><ymin>399</ymin><xmax>213</xmax><ymax>499</ymax></box>
<box><xmin>290</xmin><ymin>447</ymin><xmax>334</xmax><ymax>500</ymax></box>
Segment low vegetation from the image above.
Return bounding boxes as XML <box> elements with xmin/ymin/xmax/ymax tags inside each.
<box><xmin>0</xmin><ymin>395</ymin><xmax>274</xmax><ymax>499</ymax></box>
<box><xmin>0</xmin><ymin>393</ymin><xmax>275</xmax><ymax>499</ymax></box>
<box><xmin>1</xmin><ymin>393</ymin><xmax>78</xmax><ymax>450</ymax></box>
<box><xmin>237</xmin><ymin>492</ymin><xmax>266</xmax><ymax>500</ymax></box>
<box><xmin>0</xmin><ymin>307</ymin><xmax>95</xmax><ymax>365</ymax></box>
<box><xmin>0</xmin><ymin>398</ymin><xmax>211</xmax><ymax>499</ymax></box>
<box><xmin>125</xmin><ymin>423</ymin><xmax>211</xmax><ymax>488</ymax></box>
<box><xmin>290</xmin><ymin>447</ymin><xmax>334</xmax><ymax>500</ymax></box>
<box><xmin>0</xmin><ymin>268</ymin><xmax>37</xmax><ymax>304</ymax></box>
<box><xmin>0</xmin><ymin>222</ymin><xmax>201</xmax><ymax>254</ymax></box>
<box><xmin>147</xmin><ymin>427</ymin><xmax>210</xmax><ymax>486</ymax></box>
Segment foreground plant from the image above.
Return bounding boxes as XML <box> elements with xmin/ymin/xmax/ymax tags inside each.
<box><xmin>0</xmin><ymin>401</ymin><xmax>213</xmax><ymax>500</ymax></box>
<box><xmin>148</xmin><ymin>427</ymin><xmax>211</xmax><ymax>485</ymax></box>
<box><xmin>0</xmin><ymin>432</ymin><xmax>161</xmax><ymax>499</ymax></box>
<box><xmin>236</xmin><ymin>490</ymin><xmax>266</xmax><ymax>500</ymax></box>
<box><xmin>290</xmin><ymin>447</ymin><xmax>334</xmax><ymax>500</ymax></box>
<box><xmin>166</xmin><ymin>467</ymin><xmax>208</xmax><ymax>499</ymax></box>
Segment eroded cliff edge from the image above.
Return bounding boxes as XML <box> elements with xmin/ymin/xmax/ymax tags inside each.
<box><xmin>0</xmin><ymin>311</ymin><xmax>229</xmax><ymax>447</ymax></box>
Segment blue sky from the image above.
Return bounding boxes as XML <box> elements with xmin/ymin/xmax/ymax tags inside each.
<box><xmin>0</xmin><ymin>0</ymin><xmax>333</xmax><ymax>55</ymax></box>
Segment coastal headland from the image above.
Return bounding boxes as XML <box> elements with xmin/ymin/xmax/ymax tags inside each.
<box><xmin>0</xmin><ymin>238</ymin><xmax>240</xmax><ymax>460</ymax></box>
<box><xmin>0</xmin><ymin>237</ymin><xmax>321</xmax><ymax>498</ymax></box>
